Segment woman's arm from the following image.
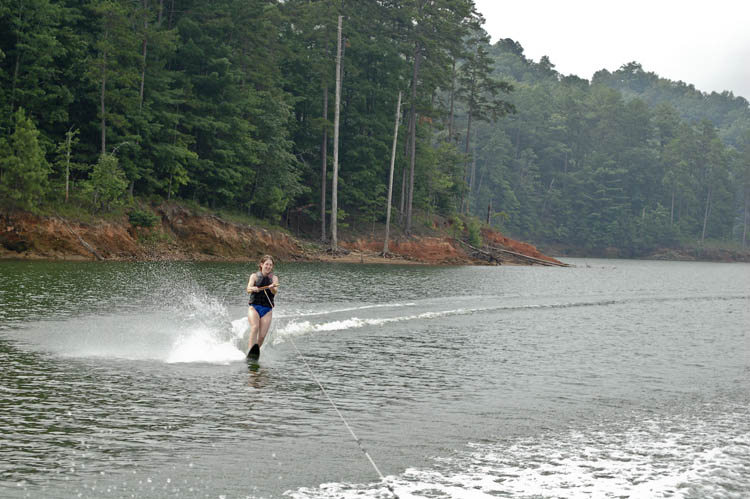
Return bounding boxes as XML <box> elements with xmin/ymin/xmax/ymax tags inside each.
<box><xmin>270</xmin><ymin>275</ymin><xmax>279</xmax><ymax>295</ymax></box>
<box><xmin>247</xmin><ymin>273</ymin><xmax>258</xmax><ymax>293</ymax></box>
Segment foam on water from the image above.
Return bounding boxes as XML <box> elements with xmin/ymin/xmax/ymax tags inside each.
<box><xmin>10</xmin><ymin>314</ymin><xmax>245</xmax><ymax>364</ymax></box>
<box><xmin>165</xmin><ymin>328</ymin><xmax>245</xmax><ymax>364</ymax></box>
<box><xmin>7</xmin><ymin>282</ymin><xmax>248</xmax><ymax>364</ymax></box>
<box><xmin>269</xmin><ymin>308</ymin><xmax>472</xmax><ymax>345</ymax></box>
<box><xmin>273</xmin><ymin>302</ymin><xmax>417</xmax><ymax>319</ymax></box>
<box><xmin>266</xmin><ymin>296</ymin><xmax>653</xmax><ymax>345</ymax></box>
<box><xmin>287</xmin><ymin>406</ymin><xmax>750</xmax><ymax>498</ymax></box>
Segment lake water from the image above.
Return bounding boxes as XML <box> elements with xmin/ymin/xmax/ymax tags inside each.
<box><xmin>1</xmin><ymin>259</ymin><xmax>748</xmax><ymax>498</ymax></box>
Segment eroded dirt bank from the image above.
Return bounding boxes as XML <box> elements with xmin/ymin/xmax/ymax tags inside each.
<box><xmin>0</xmin><ymin>206</ymin><xmax>563</xmax><ymax>266</ymax></box>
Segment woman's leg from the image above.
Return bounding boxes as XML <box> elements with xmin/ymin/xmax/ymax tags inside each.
<box><xmin>257</xmin><ymin>311</ymin><xmax>273</xmax><ymax>346</ymax></box>
<box><xmin>248</xmin><ymin>306</ymin><xmax>261</xmax><ymax>349</ymax></box>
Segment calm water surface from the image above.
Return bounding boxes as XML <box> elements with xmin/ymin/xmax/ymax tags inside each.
<box><xmin>0</xmin><ymin>259</ymin><xmax>748</xmax><ymax>498</ymax></box>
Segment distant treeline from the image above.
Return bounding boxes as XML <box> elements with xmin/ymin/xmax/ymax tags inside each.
<box><xmin>1</xmin><ymin>1</ymin><xmax>749</xmax><ymax>253</ymax></box>
<box><xmin>463</xmin><ymin>48</ymin><xmax>750</xmax><ymax>252</ymax></box>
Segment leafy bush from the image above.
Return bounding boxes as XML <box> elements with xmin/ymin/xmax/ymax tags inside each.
<box><xmin>82</xmin><ymin>154</ymin><xmax>128</xmax><ymax>212</ymax></box>
<box><xmin>467</xmin><ymin>218</ymin><xmax>483</xmax><ymax>247</ymax></box>
<box><xmin>0</xmin><ymin>108</ymin><xmax>50</xmax><ymax>211</ymax></box>
<box><xmin>128</xmin><ymin>209</ymin><xmax>160</xmax><ymax>228</ymax></box>
<box><xmin>449</xmin><ymin>215</ymin><xmax>464</xmax><ymax>239</ymax></box>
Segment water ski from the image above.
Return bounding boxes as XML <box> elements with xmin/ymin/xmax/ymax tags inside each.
<box><xmin>247</xmin><ymin>344</ymin><xmax>260</xmax><ymax>361</ymax></box>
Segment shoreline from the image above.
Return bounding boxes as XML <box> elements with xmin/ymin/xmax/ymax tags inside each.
<box><xmin>2</xmin><ymin>208</ymin><xmax>747</xmax><ymax>265</ymax></box>
<box><xmin>0</xmin><ymin>206</ymin><xmax>564</xmax><ymax>266</ymax></box>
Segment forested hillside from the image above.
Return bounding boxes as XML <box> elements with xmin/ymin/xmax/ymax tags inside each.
<box><xmin>462</xmin><ymin>42</ymin><xmax>750</xmax><ymax>253</ymax></box>
<box><xmin>1</xmin><ymin>0</ymin><xmax>749</xmax><ymax>255</ymax></box>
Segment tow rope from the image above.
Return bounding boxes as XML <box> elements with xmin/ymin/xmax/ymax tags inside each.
<box><xmin>263</xmin><ymin>289</ymin><xmax>399</xmax><ymax>498</ymax></box>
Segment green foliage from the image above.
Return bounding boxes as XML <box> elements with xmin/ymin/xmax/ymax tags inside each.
<box><xmin>449</xmin><ymin>215</ymin><xmax>464</xmax><ymax>239</ymax></box>
<box><xmin>128</xmin><ymin>208</ymin><xmax>159</xmax><ymax>228</ymax></box>
<box><xmin>51</xmin><ymin>127</ymin><xmax>91</xmax><ymax>203</ymax></box>
<box><xmin>0</xmin><ymin>1</ymin><xmax>747</xmax><ymax>256</ymax></box>
<box><xmin>135</xmin><ymin>227</ymin><xmax>172</xmax><ymax>246</ymax></box>
<box><xmin>0</xmin><ymin>0</ymin><xmax>77</xmax><ymax>141</ymax></box>
<box><xmin>593</xmin><ymin>62</ymin><xmax>750</xmax><ymax>146</ymax></box>
<box><xmin>0</xmin><ymin>108</ymin><xmax>51</xmax><ymax>211</ymax></box>
<box><xmin>466</xmin><ymin>218</ymin><xmax>482</xmax><ymax>246</ymax></box>
<box><xmin>456</xmin><ymin>44</ymin><xmax>748</xmax><ymax>253</ymax></box>
<box><xmin>83</xmin><ymin>153</ymin><xmax>128</xmax><ymax>212</ymax></box>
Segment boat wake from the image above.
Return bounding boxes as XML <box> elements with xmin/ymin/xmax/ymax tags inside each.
<box><xmin>266</xmin><ymin>292</ymin><xmax>749</xmax><ymax>345</ymax></box>
<box><xmin>7</xmin><ymin>292</ymin><xmax>746</xmax><ymax>364</ymax></box>
<box><xmin>287</xmin><ymin>402</ymin><xmax>750</xmax><ymax>498</ymax></box>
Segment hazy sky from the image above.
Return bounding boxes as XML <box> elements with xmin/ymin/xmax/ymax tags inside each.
<box><xmin>473</xmin><ymin>0</ymin><xmax>750</xmax><ymax>100</ymax></box>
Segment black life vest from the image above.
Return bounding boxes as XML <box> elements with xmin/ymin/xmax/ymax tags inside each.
<box><xmin>249</xmin><ymin>271</ymin><xmax>275</xmax><ymax>307</ymax></box>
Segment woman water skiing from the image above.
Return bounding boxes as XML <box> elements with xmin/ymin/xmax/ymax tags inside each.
<box><xmin>246</xmin><ymin>254</ymin><xmax>279</xmax><ymax>358</ymax></box>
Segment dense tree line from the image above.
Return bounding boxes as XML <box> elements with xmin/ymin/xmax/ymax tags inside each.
<box><xmin>461</xmin><ymin>45</ymin><xmax>750</xmax><ymax>251</ymax></box>
<box><xmin>1</xmin><ymin>0</ymin><xmax>749</xmax><ymax>253</ymax></box>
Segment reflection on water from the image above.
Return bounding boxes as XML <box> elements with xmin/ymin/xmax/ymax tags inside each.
<box><xmin>0</xmin><ymin>259</ymin><xmax>749</xmax><ymax>498</ymax></box>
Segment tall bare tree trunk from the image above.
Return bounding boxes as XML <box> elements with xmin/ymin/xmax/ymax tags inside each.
<box><xmin>476</xmin><ymin>151</ymin><xmax>487</xmax><ymax>202</ymax></box>
<box><xmin>406</xmin><ymin>108</ymin><xmax>416</xmax><ymax>233</ymax></box>
<box><xmin>399</xmin><ymin>157</ymin><xmax>406</xmax><ymax>224</ymax></box>
<box><xmin>320</xmin><ymin>84</ymin><xmax>329</xmax><ymax>242</ymax></box>
<box><xmin>399</xmin><ymin>110</ymin><xmax>411</xmax><ymax>224</ymax></box>
<box><xmin>447</xmin><ymin>59</ymin><xmax>456</xmax><ymax>142</ymax></box>
<box><xmin>139</xmin><ymin>0</ymin><xmax>148</xmax><ymax>109</ymax></box>
<box><xmin>461</xmin><ymin>107</ymin><xmax>473</xmax><ymax>213</ymax></box>
<box><xmin>167</xmin><ymin>106</ymin><xmax>179</xmax><ymax>201</ymax></box>
<box><xmin>405</xmin><ymin>42</ymin><xmax>421</xmax><ymax>234</ymax></box>
<box><xmin>10</xmin><ymin>57</ymin><xmax>20</xmax><ymax>119</ymax></box>
<box><xmin>466</xmin><ymin>129</ymin><xmax>477</xmax><ymax>214</ymax></box>
<box><xmin>330</xmin><ymin>15</ymin><xmax>342</xmax><ymax>251</ymax></box>
<box><xmin>100</xmin><ymin>49</ymin><xmax>107</xmax><ymax>154</ymax></box>
<box><xmin>383</xmin><ymin>91</ymin><xmax>402</xmax><ymax>254</ymax></box>
<box><xmin>701</xmin><ymin>185</ymin><xmax>712</xmax><ymax>243</ymax></box>
<box><xmin>10</xmin><ymin>9</ymin><xmax>22</xmax><ymax>118</ymax></box>
<box><xmin>743</xmin><ymin>193</ymin><xmax>748</xmax><ymax>248</ymax></box>
<box><xmin>64</xmin><ymin>127</ymin><xmax>74</xmax><ymax>202</ymax></box>
<box><xmin>670</xmin><ymin>190</ymin><xmax>675</xmax><ymax>226</ymax></box>
<box><xmin>465</xmin><ymin>109</ymin><xmax>473</xmax><ymax>162</ymax></box>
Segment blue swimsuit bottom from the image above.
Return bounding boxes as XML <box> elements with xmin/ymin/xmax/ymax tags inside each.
<box><xmin>251</xmin><ymin>304</ymin><xmax>273</xmax><ymax>318</ymax></box>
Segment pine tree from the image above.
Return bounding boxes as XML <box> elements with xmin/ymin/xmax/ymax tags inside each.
<box><xmin>0</xmin><ymin>108</ymin><xmax>51</xmax><ymax>211</ymax></box>
<box><xmin>83</xmin><ymin>153</ymin><xmax>128</xmax><ymax>212</ymax></box>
